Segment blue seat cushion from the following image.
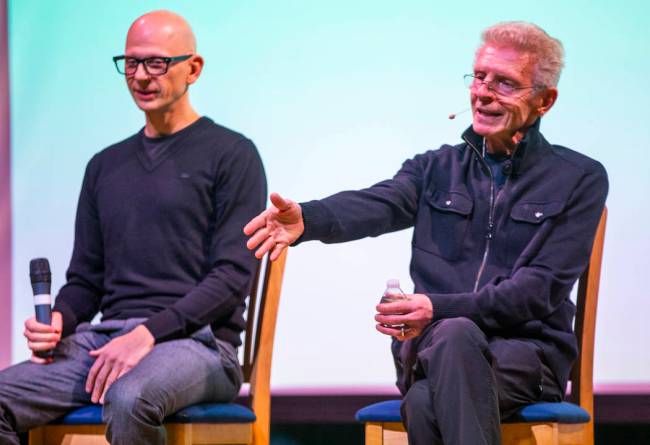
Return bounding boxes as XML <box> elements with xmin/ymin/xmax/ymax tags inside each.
<box><xmin>503</xmin><ymin>402</ymin><xmax>590</xmax><ymax>424</ymax></box>
<box><xmin>355</xmin><ymin>400</ymin><xmax>590</xmax><ymax>425</ymax></box>
<box><xmin>355</xmin><ymin>400</ymin><xmax>402</xmax><ymax>422</ymax></box>
<box><xmin>53</xmin><ymin>403</ymin><xmax>256</xmax><ymax>425</ymax></box>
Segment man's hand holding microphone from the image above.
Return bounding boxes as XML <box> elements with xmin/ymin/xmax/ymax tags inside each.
<box><xmin>24</xmin><ymin>311</ymin><xmax>62</xmax><ymax>364</ymax></box>
<box><xmin>25</xmin><ymin>258</ymin><xmax>62</xmax><ymax>364</ymax></box>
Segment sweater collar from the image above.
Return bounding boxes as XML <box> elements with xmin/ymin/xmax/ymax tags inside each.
<box><xmin>136</xmin><ymin>116</ymin><xmax>211</xmax><ymax>172</ymax></box>
<box><xmin>461</xmin><ymin>118</ymin><xmax>546</xmax><ymax>176</ymax></box>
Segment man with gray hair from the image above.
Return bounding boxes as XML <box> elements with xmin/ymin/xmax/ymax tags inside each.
<box><xmin>245</xmin><ymin>21</ymin><xmax>608</xmax><ymax>444</ymax></box>
<box><xmin>0</xmin><ymin>10</ymin><xmax>266</xmax><ymax>445</ymax></box>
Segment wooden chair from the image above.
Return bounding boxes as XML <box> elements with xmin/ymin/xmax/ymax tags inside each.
<box><xmin>29</xmin><ymin>249</ymin><xmax>288</xmax><ymax>445</ymax></box>
<box><xmin>356</xmin><ymin>208</ymin><xmax>607</xmax><ymax>445</ymax></box>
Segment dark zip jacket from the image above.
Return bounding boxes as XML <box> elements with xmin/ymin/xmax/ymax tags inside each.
<box><xmin>298</xmin><ymin>120</ymin><xmax>608</xmax><ymax>394</ymax></box>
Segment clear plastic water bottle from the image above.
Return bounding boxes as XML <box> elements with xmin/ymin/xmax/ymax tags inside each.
<box><xmin>380</xmin><ymin>279</ymin><xmax>405</xmax><ymax>328</ymax></box>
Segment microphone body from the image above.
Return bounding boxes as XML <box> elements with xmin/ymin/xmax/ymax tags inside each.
<box><xmin>29</xmin><ymin>258</ymin><xmax>53</xmax><ymax>358</ymax></box>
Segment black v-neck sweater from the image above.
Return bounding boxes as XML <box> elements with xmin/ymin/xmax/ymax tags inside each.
<box><xmin>53</xmin><ymin>117</ymin><xmax>267</xmax><ymax>347</ymax></box>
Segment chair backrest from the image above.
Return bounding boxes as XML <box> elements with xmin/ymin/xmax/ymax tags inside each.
<box><xmin>241</xmin><ymin>250</ymin><xmax>288</xmax><ymax>445</ymax></box>
<box><xmin>568</xmin><ymin>208</ymin><xmax>607</xmax><ymax>431</ymax></box>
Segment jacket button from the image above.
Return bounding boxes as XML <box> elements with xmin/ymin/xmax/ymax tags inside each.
<box><xmin>501</xmin><ymin>161</ymin><xmax>513</xmax><ymax>176</ymax></box>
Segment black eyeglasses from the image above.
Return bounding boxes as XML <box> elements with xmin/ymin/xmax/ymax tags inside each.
<box><xmin>112</xmin><ymin>54</ymin><xmax>193</xmax><ymax>76</ymax></box>
<box><xmin>463</xmin><ymin>74</ymin><xmax>543</xmax><ymax>98</ymax></box>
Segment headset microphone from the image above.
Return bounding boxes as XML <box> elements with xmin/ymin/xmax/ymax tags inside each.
<box><xmin>448</xmin><ymin>108</ymin><xmax>470</xmax><ymax>120</ymax></box>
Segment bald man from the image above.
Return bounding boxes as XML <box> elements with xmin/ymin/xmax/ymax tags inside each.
<box><xmin>0</xmin><ymin>11</ymin><xmax>266</xmax><ymax>445</ymax></box>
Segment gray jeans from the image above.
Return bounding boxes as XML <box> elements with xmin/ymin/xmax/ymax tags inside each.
<box><xmin>0</xmin><ymin>319</ymin><xmax>242</xmax><ymax>445</ymax></box>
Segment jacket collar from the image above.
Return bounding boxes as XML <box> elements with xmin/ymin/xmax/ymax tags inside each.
<box><xmin>461</xmin><ymin>118</ymin><xmax>547</xmax><ymax>175</ymax></box>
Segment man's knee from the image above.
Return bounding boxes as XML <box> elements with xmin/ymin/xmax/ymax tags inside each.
<box><xmin>435</xmin><ymin>316</ymin><xmax>480</xmax><ymax>336</ymax></box>
<box><xmin>413</xmin><ymin>318</ymin><xmax>490</xmax><ymax>377</ymax></box>
<box><xmin>428</xmin><ymin>317</ymin><xmax>485</xmax><ymax>350</ymax></box>
<box><xmin>103</xmin><ymin>379</ymin><xmax>160</xmax><ymax>425</ymax></box>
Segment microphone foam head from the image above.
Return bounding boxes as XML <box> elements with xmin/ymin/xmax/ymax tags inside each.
<box><xmin>29</xmin><ymin>258</ymin><xmax>51</xmax><ymax>283</ymax></box>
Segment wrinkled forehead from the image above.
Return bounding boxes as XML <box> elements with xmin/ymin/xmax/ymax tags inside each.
<box><xmin>473</xmin><ymin>44</ymin><xmax>536</xmax><ymax>80</ymax></box>
<box><xmin>125</xmin><ymin>20</ymin><xmax>193</xmax><ymax>57</ymax></box>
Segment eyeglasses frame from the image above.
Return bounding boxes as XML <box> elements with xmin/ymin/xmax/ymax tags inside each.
<box><xmin>463</xmin><ymin>73</ymin><xmax>545</xmax><ymax>98</ymax></box>
<box><xmin>112</xmin><ymin>54</ymin><xmax>193</xmax><ymax>76</ymax></box>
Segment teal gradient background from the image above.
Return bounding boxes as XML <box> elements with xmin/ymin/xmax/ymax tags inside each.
<box><xmin>9</xmin><ymin>0</ymin><xmax>650</xmax><ymax>387</ymax></box>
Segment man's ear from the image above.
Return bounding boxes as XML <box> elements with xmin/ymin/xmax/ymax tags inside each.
<box><xmin>536</xmin><ymin>87</ymin><xmax>558</xmax><ymax>117</ymax></box>
<box><xmin>186</xmin><ymin>55</ymin><xmax>204</xmax><ymax>85</ymax></box>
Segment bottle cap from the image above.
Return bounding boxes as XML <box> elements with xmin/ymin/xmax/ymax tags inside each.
<box><xmin>386</xmin><ymin>279</ymin><xmax>400</xmax><ymax>289</ymax></box>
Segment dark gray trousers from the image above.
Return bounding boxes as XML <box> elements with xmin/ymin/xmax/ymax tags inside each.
<box><xmin>0</xmin><ymin>319</ymin><xmax>242</xmax><ymax>445</ymax></box>
<box><xmin>398</xmin><ymin>317</ymin><xmax>563</xmax><ymax>445</ymax></box>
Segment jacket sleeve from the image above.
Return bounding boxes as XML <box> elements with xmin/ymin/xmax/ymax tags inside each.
<box><xmin>427</xmin><ymin>163</ymin><xmax>609</xmax><ymax>331</ymax></box>
<box><xmin>53</xmin><ymin>156</ymin><xmax>104</xmax><ymax>337</ymax></box>
<box><xmin>298</xmin><ymin>154</ymin><xmax>426</xmax><ymax>244</ymax></box>
<box><xmin>142</xmin><ymin>138</ymin><xmax>267</xmax><ymax>342</ymax></box>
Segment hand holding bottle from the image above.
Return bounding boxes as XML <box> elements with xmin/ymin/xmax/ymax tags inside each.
<box><xmin>375</xmin><ymin>283</ymin><xmax>434</xmax><ymax>341</ymax></box>
<box><xmin>379</xmin><ymin>279</ymin><xmax>406</xmax><ymax>329</ymax></box>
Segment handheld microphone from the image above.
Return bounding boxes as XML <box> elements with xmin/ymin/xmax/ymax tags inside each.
<box><xmin>29</xmin><ymin>258</ymin><xmax>53</xmax><ymax>358</ymax></box>
<box><xmin>448</xmin><ymin>108</ymin><xmax>470</xmax><ymax>120</ymax></box>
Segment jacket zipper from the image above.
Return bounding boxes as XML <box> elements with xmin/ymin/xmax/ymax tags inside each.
<box><xmin>463</xmin><ymin>135</ymin><xmax>518</xmax><ymax>292</ymax></box>
<box><xmin>462</xmin><ymin>136</ymin><xmax>497</xmax><ymax>292</ymax></box>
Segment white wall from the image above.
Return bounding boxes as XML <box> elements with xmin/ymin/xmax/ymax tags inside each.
<box><xmin>10</xmin><ymin>0</ymin><xmax>650</xmax><ymax>387</ymax></box>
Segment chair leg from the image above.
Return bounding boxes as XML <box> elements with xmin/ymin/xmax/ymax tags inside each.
<box><xmin>365</xmin><ymin>422</ymin><xmax>384</xmax><ymax>445</ymax></box>
<box><xmin>60</xmin><ymin>435</ymin><xmax>109</xmax><ymax>445</ymax></box>
<box><xmin>166</xmin><ymin>424</ymin><xmax>192</xmax><ymax>445</ymax></box>
<box><xmin>28</xmin><ymin>427</ymin><xmax>44</xmax><ymax>445</ymax></box>
<box><xmin>531</xmin><ymin>423</ymin><xmax>559</xmax><ymax>445</ymax></box>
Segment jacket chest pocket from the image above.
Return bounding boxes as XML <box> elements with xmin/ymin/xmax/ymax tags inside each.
<box><xmin>504</xmin><ymin>201</ymin><xmax>564</xmax><ymax>264</ymax></box>
<box><xmin>414</xmin><ymin>190</ymin><xmax>473</xmax><ymax>260</ymax></box>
